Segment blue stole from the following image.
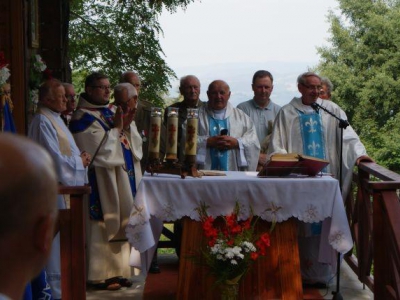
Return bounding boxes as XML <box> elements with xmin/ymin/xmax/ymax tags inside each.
<box><xmin>121</xmin><ymin>133</ymin><xmax>137</xmax><ymax>197</ymax></box>
<box><xmin>298</xmin><ymin>110</ymin><xmax>326</xmax><ymax>235</ymax></box>
<box><xmin>3</xmin><ymin>102</ymin><xmax>16</xmax><ymax>132</ymax></box>
<box><xmin>69</xmin><ymin>107</ymin><xmax>114</xmax><ymax>133</ymax></box>
<box><xmin>70</xmin><ymin>107</ymin><xmax>136</xmax><ymax>220</ymax></box>
<box><xmin>23</xmin><ymin>270</ymin><xmax>53</xmax><ymax>300</ymax></box>
<box><xmin>208</xmin><ymin>116</ymin><xmax>229</xmax><ymax>171</ymax></box>
<box><xmin>298</xmin><ymin>112</ymin><xmax>326</xmax><ymax>160</ymax></box>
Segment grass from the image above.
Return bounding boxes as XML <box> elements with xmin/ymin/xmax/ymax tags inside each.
<box><xmin>158</xmin><ymin>223</ymin><xmax>177</xmax><ymax>255</ymax></box>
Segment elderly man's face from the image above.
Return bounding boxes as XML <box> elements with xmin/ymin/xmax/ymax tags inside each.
<box><xmin>45</xmin><ymin>85</ymin><xmax>68</xmax><ymax>113</ymax></box>
<box><xmin>125</xmin><ymin>73</ymin><xmax>141</xmax><ymax>95</ymax></box>
<box><xmin>319</xmin><ymin>84</ymin><xmax>330</xmax><ymax>100</ymax></box>
<box><xmin>180</xmin><ymin>77</ymin><xmax>200</xmax><ymax>106</ymax></box>
<box><xmin>298</xmin><ymin>75</ymin><xmax>322</xmax><ymax>105</ymax></box>
<box><xmin>87</xmin><ymin>78</ymin><xmax>111</xmax><ymax>105</ymax></box>
<box><xmin>207</xmin><ymin>81</ymin><xmax>231</xmax><ymax>110</ymax></box>
<box><xmin>116</xmin><ymin>88</ymin><xmax>138</xmax><ymax>114</ymax></box>
<box><xmin>64</xmin><ymin>85</ymin><xmax>77</xmax><ymax>113</ymax></box>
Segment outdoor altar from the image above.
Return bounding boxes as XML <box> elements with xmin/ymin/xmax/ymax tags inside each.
<box><xmin>126</xmin><ymin>171</ymin><xmax>352</xmax><ymax>299</ymax></box>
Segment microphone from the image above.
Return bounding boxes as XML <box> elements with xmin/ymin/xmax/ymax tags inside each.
<box><xmin>311</xmin><ymin>102</ymin><xmax>320</xmax><ymax>113</ymax></box>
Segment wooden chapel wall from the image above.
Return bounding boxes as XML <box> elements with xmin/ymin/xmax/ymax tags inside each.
<box><xmin>0</xmin><ymin>0</ymin><xmax>28</xmax><ymax>134</ymax></box>
<box><xmin>39</xmin><ymin>0</ymin><xmax>70</xmax><ymax>82</ymax></box>
<box><xmin>0</xmin><ymin>0</ymin><xmax>68</xmax><ymax>134</ymax></box>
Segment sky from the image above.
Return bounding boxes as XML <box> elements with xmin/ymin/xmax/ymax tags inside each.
<box><xmin>158</xmin><ymin>0</ymin><xmax>340</xmax><ymax>105</ymax></box>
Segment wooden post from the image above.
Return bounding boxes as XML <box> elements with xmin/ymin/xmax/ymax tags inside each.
<box><xmin>58</xmin><ymin>186</ymin><xmax>91</xmax><ymax>300</ymax></box>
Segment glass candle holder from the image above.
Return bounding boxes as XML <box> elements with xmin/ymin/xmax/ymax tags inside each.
<box><xmin>166</xmin><ymin>107</ymin><xmax>179</xmax><ymax>160</ymax></box>
<box><xmin>184</xmin><ymin>108</ymin><xmax>199</xmax><ymax>164</ymax></box>
<box><xmin>148</xmin><ymin>107</ymin><xmax>162</xmax><ymax>160</ymax></box>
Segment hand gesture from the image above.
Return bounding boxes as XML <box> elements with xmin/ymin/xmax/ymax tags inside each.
<box><xmin>80</xmin><ymin>151</ymin><xmax>92</xmax><ymax>168</ymax></box>
<box><xmin>113</xmin><ymin>106</ymin><xmax>123</xmax><ymax>132</ymax></box>
<box><xmin>122</xmin><ymin>107</ymin><xmax>135</xmax><ymax>130</ymax></box>
<box><xmin>207</xmin><ymin>135</ymin><xmax>238</xmax><ymax>151</ymax></box>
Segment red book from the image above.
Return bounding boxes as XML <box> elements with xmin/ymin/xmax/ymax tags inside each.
<box><xmin>257</xmin><ymin>153</ymin><xmax>329</xmax><ymax>177</ymax></box>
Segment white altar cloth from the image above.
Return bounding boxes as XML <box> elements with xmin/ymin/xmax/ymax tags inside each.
<box><xmin>126</xmin><ymin>171</ymin><xmax>353</xmax><ymax>273</ymax></box>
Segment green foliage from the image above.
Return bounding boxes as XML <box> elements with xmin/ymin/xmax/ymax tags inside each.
<box><xmin>69</xmin><ymin>0</ymin><xmax>196</xmax><ymax>107</ymax></box>
<box><xmin>316</xmin><ymin>0</ymin><xmax>400</xmax><ymax>172</ymax></box>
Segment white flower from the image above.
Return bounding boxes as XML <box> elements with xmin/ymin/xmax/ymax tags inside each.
<box><xmin>216</xmin><ymin>254</ymin><xmax>223</xmax><ymax>260</ymax></box>
<box><xmin>242</xmin><ymin>241</ymin><xmax>256</xmax><ymax>252</ymax></box>
<box><xmin>34</xmin><ymin>55</ymin><xmax>47</xmax><ymax>72</ymax></box>
<box><xmin>231</xmin><ymin>246</ymin><xmax>242</xmax><ymax>256</ymax></box>
<box><xmin>30</xmin><ymin>89</ymin><xmax>39</xmax><ymax>104</ymax></box>
<box><xmin>0</xmin><ymin>67</ymin><xmax>10</xmax><ymax>86</ymax></box>
<box><xmin>230</xmin><ymin>259</ymin><xmax>238</xmax><ymax>265</ymax></box>
<box><xmin>225</xmin><ymin>249</ymin><xmax>235</xmax><ymax>259</ymax></box>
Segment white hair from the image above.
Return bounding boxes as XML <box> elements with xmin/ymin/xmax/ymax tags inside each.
<box><xmin>114</xmin><ymin>82</ymin><xmax>137</xmax><ymax>99</ymax></box>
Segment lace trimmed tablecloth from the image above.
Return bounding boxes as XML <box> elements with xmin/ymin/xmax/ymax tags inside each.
<box><xmin>126</xmin><ymin>171</ymin><xmax>353</xmax><ymax>273</ymax></box>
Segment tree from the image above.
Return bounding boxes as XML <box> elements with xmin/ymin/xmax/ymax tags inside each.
<box><xmin>69</xmin><ymin>0</ymin><xmax>196</xmax><ymax>107</ymax></box>
<box><xmin>316</xmin><ymin>0</ymin><xmax>400</xmax><ymax>172</ymax></box>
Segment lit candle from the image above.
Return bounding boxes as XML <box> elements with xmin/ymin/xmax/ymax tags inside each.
<box><xmin>148</xmin><ymin>107</ymin><xmax>162</xmax><ymax>160</ymax></box>
<box><xmin>185</xmin><ymin>108</ymin><xmax>199</xmax><ymax>164</ymax></box>
<box><xmin>166</xmin><ymin>107</ymin><xmax>179</xmax><ymax>161</ymax></box>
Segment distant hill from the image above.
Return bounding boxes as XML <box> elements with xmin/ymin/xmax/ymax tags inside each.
<box><xmin>166</xmin><ymin>61</ymin><xmax>318</xmax><ymax>107</ymax></box>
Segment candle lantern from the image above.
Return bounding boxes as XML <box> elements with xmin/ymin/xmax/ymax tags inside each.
<box><xmin>148</xmin><ymin>107</ymin><xmax>162</xmax><ymax>160</ymax></box>
<box><xmin>184</xmin><ymin>108</ymin><xmax>199</xmax><ymax>165</ymax></box>
<box><xmin>166</xmin><ymin>107</ymin><xmax>179</xmax><ymax>161</ymax></box>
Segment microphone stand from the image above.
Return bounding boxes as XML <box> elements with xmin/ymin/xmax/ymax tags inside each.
<box><xmin>311</xmin><ymin>102</ymin><xmax>348</xmax><ymax>300</ymax></box>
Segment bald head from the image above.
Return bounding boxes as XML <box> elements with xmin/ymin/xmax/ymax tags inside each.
<box><xmin>0</xmin><ymin>133</ymin><xmax>58</xmax><ymax>297</ymax></box>
<box><xmin>0</xmin><ymin>133</ymin><xmax>58</xmax><ymax>236</ymax></box>
<box><xmin>207</xmin><ymin>80</ymin><xmax>231</xmax><ymax>111</ymax></box>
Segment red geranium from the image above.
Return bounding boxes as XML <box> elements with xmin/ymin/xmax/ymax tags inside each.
<box><xmin>193</xmin><ymin>201</ymin><xmax>273</xmax><ymax>286</ymax></box>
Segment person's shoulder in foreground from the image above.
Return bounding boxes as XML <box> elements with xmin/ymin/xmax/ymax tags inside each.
<box><xmin>0</xmin><ymin>133</ymin><xmax>58</xmax><ymax>300</ymax></box>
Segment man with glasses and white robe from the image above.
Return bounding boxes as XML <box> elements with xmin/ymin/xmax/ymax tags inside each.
<box><xmin>268</xmin><ymin>71</ymin><xmax>372</xmax><ymax>287</ymax></box>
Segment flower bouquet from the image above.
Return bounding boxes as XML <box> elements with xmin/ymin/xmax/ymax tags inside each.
<box><xmin>0</xmin><ymin>52</ymin><xmax>11</xmax><ymax>89</ymax></box>
<box><xmin>195</xmin><ymin>202</ymin><xmax>272</xmax><ymax>299</ymax></box>
<box><xmin>29</xmin><ymin>54</ymin><xmax>51</xmax><ymax>113</ymax></box>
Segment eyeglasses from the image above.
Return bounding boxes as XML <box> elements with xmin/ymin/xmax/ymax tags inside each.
<box><xmin>66</xmin><ymin>95</ymin><xmax>78</xmax><ymax>101</ymax></box>
<box><xmin>91</xmin><ymin>85</ymin><xmax>111</xmax><ymax>91</ymax></box>
<box><xmin>301</xmin><ymin>83</ymin><xmax>322</xmax><ymax>91</ymax></box>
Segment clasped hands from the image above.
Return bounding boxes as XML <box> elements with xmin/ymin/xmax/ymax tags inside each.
<box><xmin>80</xmin><ymin>151</ymin><xmax>91</xmax><ymax>168</ymax></box>
<box><xmin>207</xmin><ymin>135</ymin><xmax>238</xmax><ymax>151</ymax></box>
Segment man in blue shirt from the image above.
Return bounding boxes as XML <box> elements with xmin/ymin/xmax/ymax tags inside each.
<box><xmin>237</xmin><ymin>70</ymin><xmax>281</xmax><ymax>170</ymax></box>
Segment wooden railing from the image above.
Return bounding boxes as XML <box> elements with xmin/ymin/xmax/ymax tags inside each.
<box><xmin>345</xmin><ymin>162</ymin><xmax>400</xmax><ymax>299</ymax></box>
<box><xmin>58</xmin><ymin>186</ymin><xmax>91</xmax><ymax>300</ymax></box>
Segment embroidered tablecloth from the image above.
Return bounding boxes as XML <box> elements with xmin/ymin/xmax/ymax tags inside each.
<box><xmin>126</xmin><ymin>171</ymin><xmax>352</xmax><ymax>273</ymax></box>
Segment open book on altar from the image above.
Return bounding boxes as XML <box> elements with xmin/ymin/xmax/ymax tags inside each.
<box><xmin>257</xmin><ymin>153</ymin><xmax>329</xmax><ymax>177</ymax></box>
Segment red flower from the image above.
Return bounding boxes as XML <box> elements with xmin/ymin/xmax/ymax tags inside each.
<box><xmin>240</xmin><ymin>219</ymin><xmax>251</xmax><ymax>230</ymax></box>
<box><xmin>202</xmin><ymin>216</ymin><xmax>218</xmax><ymax>240</ymax></box>
<box><xmin>251</xmin><ymin>252</ymin><xmax>259</xmax><ymax>261</ymax></box>
<box><xmin>226</xmin><ymin>214</ymin><xmax>237</xmax><ymax>227</ymax></box>
<box><xmin>208</xmin><ymin>239</ymin><xmax>216</xmax><ymax>247</ymax></box>
<box><xmin>260</xmin><ymin>233</ymin><xmax>270</xmax><ymax>247</ymax></box>
<box><xmin>0</xmin><ymin>52</ymin><xmax>9</xmax><ymax>69</ymax></box>
<box><xmin>255</xmin><ymin>233</ymin><xmax>270</xmax><ymax>255</ymax></box>
<box><xmin>231</xmin><ymin>224</ymin><xmax>242</xmax><ymax>234</ymax></box>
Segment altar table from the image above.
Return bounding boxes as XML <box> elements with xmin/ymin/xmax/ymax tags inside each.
<box><xmin>126</xmin><ymin>171</ymin><xmax>353</xmax><ymax>299</ymax></box>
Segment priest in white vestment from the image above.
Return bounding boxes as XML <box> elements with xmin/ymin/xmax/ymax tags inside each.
<box><xmin>69</xmin><ymin>73</ymin><xmax>142</xmax><ymax>291</ymax></box>
<box><xmin>268</xmin><ymin>72</ymin><xmax>372</xmax><ymax>286</ymax></box>
<box><xmin>195</xmin><ymin>80</ymin><xmax>260</xmax><ymax>171</ymax></box>
<box><xmin>28</xmin><ymin>79</ymin><xmax>90</xmax><ymax>299</ymax></box>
